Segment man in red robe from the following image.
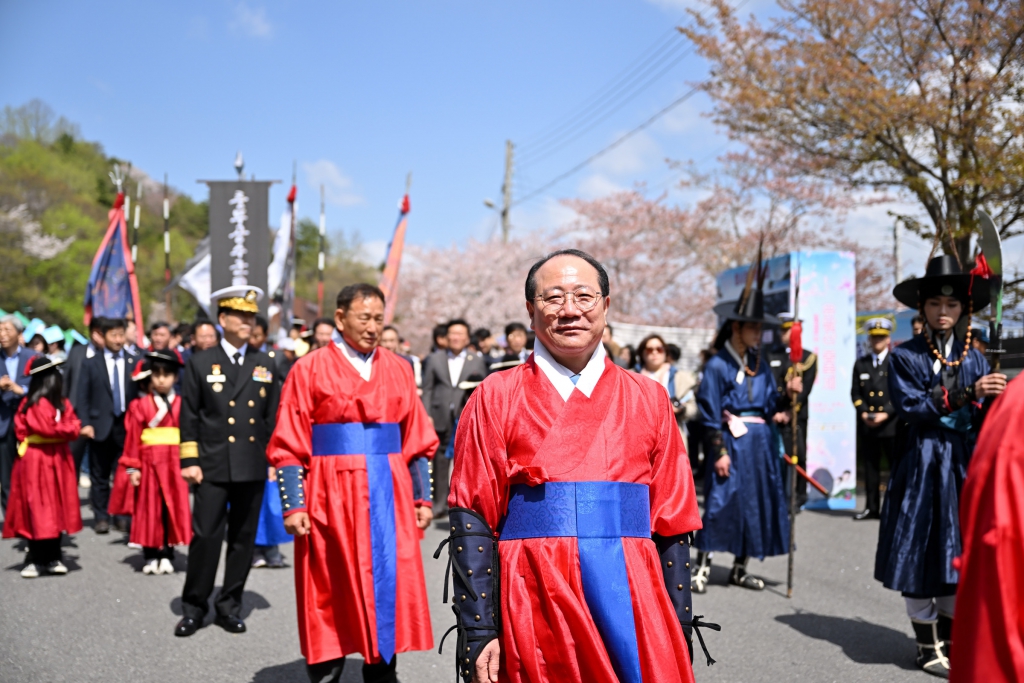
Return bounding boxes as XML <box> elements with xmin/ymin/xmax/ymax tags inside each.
<box><xmin>440</xmin><ymin>249</ymin><xmax>709</xmax><ymax>683</ymax></box>
<box><xmin>267</xmin><ymin>283</ymin><xmax>439</xmax><ymax>683</ymax></box>
<box><xmin>950</xmin><ymin>376</ymin><xmax>1024</xmax><ymax>681</ymax></box>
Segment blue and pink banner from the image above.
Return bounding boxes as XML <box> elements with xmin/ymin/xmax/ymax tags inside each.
<box><xmin>84</xmin><ymin>193</ymin><xmax>144</xmax><ymax>329</ymax></box>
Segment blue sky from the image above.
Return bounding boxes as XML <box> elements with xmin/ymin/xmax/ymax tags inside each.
<box><xmin>1</xmin><ymin>0</ymin><xmax>942</xmax><ymax>273</ymax></box>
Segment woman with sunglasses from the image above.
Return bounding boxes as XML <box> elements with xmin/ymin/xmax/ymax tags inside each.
<box><xmin>636</xmin><ymin>335</ymin><xmax>698</xmax><ymax>430</ymax></box>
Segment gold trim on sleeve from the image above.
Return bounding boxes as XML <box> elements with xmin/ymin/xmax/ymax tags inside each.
<box><xmin>179</xmin><ymin>441</ymin><xmax>199</xmax><ymax>460</ymax></box>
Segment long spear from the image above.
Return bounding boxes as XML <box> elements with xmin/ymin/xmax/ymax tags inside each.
<box><xmin>132</xmin><ymin>176</ymin><xmax>142</xmax><ymax>264</ymax></box>
<box><xmin>163</xmin><ymin>173</ymin><xmax>171</xmax><ymax>318</ymax></box>
<box><xmin>787</xmin><ymin>256</ymin><xmax>802</xmax><ymax>599</ymax></box>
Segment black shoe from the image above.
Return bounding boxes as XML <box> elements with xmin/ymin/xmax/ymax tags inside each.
<box><xmin>911</xmin><ymin>619</ymin><xmax>950</xmax><ymax>678</ymax></box>
<box><xmin>853</xmin><ymin>509</ymin><xmax>880</xmax><ymax>521</ymax></box>
<box><xmin>174</xmin><ymin>617</ymin><xmax>200</xmax><ymax>637</ymax></box>
<box><xmin>94</xmin><ymin>520</ymin><xmax>110</xmax><ymax>534</ymax></box>
<box><xmin>213</xmin><ymin>614</ymin><xmax>246</xmax><ymax>634</ymax></box>
<box><xmin>113</xmin><ymin>517</ymin><xmax>130</xmax><ymax>533</ymax></box>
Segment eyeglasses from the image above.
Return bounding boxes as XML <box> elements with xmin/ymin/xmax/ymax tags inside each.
<box><xmin>533</xmin><ymin>287</ymin><xmax>603</xmax><ymax>313</ymax></box>
<box><xmin>643</xmin><ymin>346</ymin><xmax>666</xmax><ymax>354</ymax></box>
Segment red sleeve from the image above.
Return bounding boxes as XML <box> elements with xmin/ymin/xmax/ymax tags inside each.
<box><xmin>448</xmin><ymin>378</ymin><xmax>510</xmax><ymax>531</ymax></box>
<box><xmin>646</xmin><ymin>383</ymin><xmax>702</xmax><ymax>537</ymax></box>
<box><xmin>267</xmin><ymin>358</ymin><xmax>313</xmax><ymax>470</ymax></box>
<box><xmin>950</xmin><ymin>386</ymin><xmax>1024</xmax><ymax>682</ymax></box>
<box><xmin>399</xmin><ymin>359</ymin><xmax>440</xmax><ymax>464</ymax></box>
<box><xmin>120</xmin><ymin>399</ymin><xmax>143</xmax><ymax>469</ymax></box>
<box><xmin>17</xmin><ymin>398</ymin><xmax>81</xmax><ymax>442</ymax></box>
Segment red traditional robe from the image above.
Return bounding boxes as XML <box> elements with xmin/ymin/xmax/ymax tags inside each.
<box><xmin>267</xmin><ymin>344</ymin><xmax>439</xmax><ymax>666</ymax></box>
<box><xmin>107</xmin><ymin>461</ymin><xmax>135</xmax><ymax>517</ymax></box>
<box><xmin>950</xmin><ymin>378</ymin><xmax>1024</xmax><ymax>681</ymax></box>
<box><xmin>121</xmin><ymin>393</ymin><xmax>192</xmax><ymax>549</ymax></box>
<box><xmin>3</xmin><ymin>398</ymin><xmax>83</xmax><ymax>540</ymax></box>
<box><xmin>449</xmin><ymin>354</ymin><xmax>702</xmax><ymax>683</ymax></box>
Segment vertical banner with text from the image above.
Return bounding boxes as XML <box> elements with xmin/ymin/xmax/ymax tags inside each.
<box><xmin>206</xmin><ymin>181</ymin><xmax>271</xmax><ymax>314</ymax></box>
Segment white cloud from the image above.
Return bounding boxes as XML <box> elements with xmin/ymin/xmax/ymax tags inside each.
<box><xmin>591</xmin><ymin>130</ymin><xmax>662</xmax><ymax>176</ymax></box>
<box><xmin>302</xmin><ymin>160</ymin><xmax>364</xmax><ymax>207</ymax></box>
<box><xmin>360</xmin><ymin>239</ymin><xmax>389</xmax><ymax>266</ymax></box>
<box><xmin>230</xmin><ymin>2</ymin><xmax>272</xmax><ymax>38</ymax></box>
<box><xmin>577</xmin><ymin>173</ymin><xmax>627</xmax><ymax>198</ymax></box>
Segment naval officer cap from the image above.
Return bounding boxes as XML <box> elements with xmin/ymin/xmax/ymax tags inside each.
<box><xmin>865</xmin><ymin>318</ymin><xmax>893</xmax><ymax>336</ymax></box>
<box><xmin>777</xmin><ymin>312</ymin><xmax>802</xmax><ymax>329</ymax></box>
<box><xmin>211</xmin><ymin>285</ymin><xmax>264</xmax><ymax>314</ymax></box>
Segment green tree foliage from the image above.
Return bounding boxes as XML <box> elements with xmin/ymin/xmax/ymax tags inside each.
<box><xmin>0</xmin><ymin>100</ymin><xmax>208</xmax><ymax>330</ymax></box>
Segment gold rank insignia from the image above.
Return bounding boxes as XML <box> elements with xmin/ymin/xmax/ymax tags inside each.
<box><xmin>251</xmin><ymin>366</ymin><xmax>273</xmax><ymax>383</ymax></box>
<box><xmin>212</xmin><ymin>383</ymin><xmax>223</xmax><ymax>393</ymax></box>
<box><xmin>212</xmin><ymin>364</ymin><xmax>222</xmax><ymax>375</ymax></box>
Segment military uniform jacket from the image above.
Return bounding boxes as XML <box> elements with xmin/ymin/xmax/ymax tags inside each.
<box><xmin>767</xmin><ymin>347</ymin><xmax>816</xmax><ymax>425</ymax></box>
<box><xmin>179</xmin><ymin>344</ymin><xmax>280</xmax><ymax>483</ymax></box>
<box><xmin>851</xmin><ymin>352</ymin><xmax>896</xmax><ymax>439</ymax></box>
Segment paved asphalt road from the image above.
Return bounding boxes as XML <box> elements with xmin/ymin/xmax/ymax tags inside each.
<box><xmin>1</xmin><ymin>490</ymin><xmax>932</xmax><ymax>683</ymax></box>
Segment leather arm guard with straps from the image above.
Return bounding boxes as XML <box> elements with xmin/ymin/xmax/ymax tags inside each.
<box><xmin>654</xmin><ymin>532</ymin><xmax>720</xmax><ymax>667</ymax></box>
<box><xmin>434</xmin><ymin>507</ymin><xmax>501</xmax><ymax>683</ymax></box>
<box><xmin>703</xmin><ymin>429</ymin><xmax>729</xmax><ymax>462</ymax></box>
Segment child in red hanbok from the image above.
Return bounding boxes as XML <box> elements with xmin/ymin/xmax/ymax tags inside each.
<box><xmin>2</xmin><ymin>357</ymin><xmax>82</xmax><ymax>578</ymax></box>
<box><xmin>121</xmin><ymin>351</ymin><xmax>192</xmax><ymax>575</ymax></box>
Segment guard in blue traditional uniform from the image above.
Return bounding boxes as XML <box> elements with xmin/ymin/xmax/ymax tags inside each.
<box><xmin>875</xmin><ymin>255</ymin><xmax>1005</xmax><ymax>677</ymax></box>
<box><xmin>174</xmin><ymin>286</ymin><xmax>280</xmax><ymax>637</ymax></box>
<box><xmin>692</xmin><ymin>257</ymin><xmax>798</xmax><ymax>593</ymax></box>
<box><xmin>850</xmin><ymin>318</ymin><xmax>895</xmax><ymax>520</ymax></box>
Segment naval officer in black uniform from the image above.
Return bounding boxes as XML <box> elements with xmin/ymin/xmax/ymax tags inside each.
<box><xmin>850</xmin><ymin>317</ymin><xmax>895</xmax><ymax>521</ymax></box>
<box><xmin>174</xmin><ymin>286</ymin><xmax>280</xmax><ymax>637</ymax></box>
<box><xmin>768</xmin><ymin>312</ymin><xmax>817</xmax><ymax>509</ymax></box>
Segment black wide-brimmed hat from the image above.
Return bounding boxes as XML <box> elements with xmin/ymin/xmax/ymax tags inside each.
<box><xmin>24</xmin><ymin>356</ymin><xmax>64</xmax><ymax>376</ymax></box>
<box><xmin>713</xmin><ymin>241</ymin><xmax>780</xmax><ymax>326</ymax></box>
<box><xmin>893</xmin><ymin>255</ymin><xmax>990</xmax><ymax>311</ymax></box>
<box><xmin>133</xmin><ymin>349</ymin><xmax>184</xmax><ymax>383</ymax></box>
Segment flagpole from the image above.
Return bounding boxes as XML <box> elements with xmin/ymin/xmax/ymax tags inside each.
<box><xmin>163</xmin><ymin>173</ymin><xmax>171</xmax><ymax>319</ymax></box>
<box><xmin>124</xmin><ymin>162</ymin><xmax>132</xmax><ymax>256</ymax></box>
<box><xmin>318</xmin><ymin>184</ymin><xmax>325</xmax><ymax>317</ymax></box>
<box><xmin>132</xmin><ymin>178</ymin><xmax>142</xmax><ymax>264</ymax></box>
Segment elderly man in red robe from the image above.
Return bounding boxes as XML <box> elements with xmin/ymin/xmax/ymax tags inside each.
<box><xmin>950</xmin><ymin>376</ymin><xmax>1024</xmax><ymax>682</ymax></box>
<box><xmin>267</xmin><ymin>283</ymin><xmax>439</xmax><ymax>683</ymax></box>
<box><xmin>438</xmin><ymin>249</ymin><xmax>710</xmax><ymax>683</ymax></box>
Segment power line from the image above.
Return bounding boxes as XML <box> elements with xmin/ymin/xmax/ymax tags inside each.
<box><xmin>513</xmin><ymin>11</ymin><xmax>795</xmax><ymax>208</ymax></box>
<box><xmin>517</xmin><ymin>0</ymin><xmax>750</xmax><ymax>168</ymax></box>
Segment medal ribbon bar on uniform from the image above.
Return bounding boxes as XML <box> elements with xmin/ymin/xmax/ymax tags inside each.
<box><xmin>498</xmin><ymin>481</ymin><xmax>649</xmax><ymax>683</ymax></box>
<box><xmin>311</xmin><ymin>422</ymin><xmax>403</xmax><ymax>664</ymax></box>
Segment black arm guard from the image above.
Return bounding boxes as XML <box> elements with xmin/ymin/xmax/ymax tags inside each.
<box><xmin>654</xmin><ymin>533</ymin><xmax>720</xmax><ymax>667</ymax></box>
<box><xmin>703</xmin><ymin>429</ymin><xmax>729</xmax><ymax>462</ymax></box>
<box><xmin>434</xmin><ymin>507</ymin><xmax>500</xmax><ymax>683</ymax></box>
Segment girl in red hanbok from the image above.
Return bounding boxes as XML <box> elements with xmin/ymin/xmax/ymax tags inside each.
<box><xmin>122</xmin><ymin>351</ymin><xmax>192</xmax><ymax>575</ymax></box>
<box><xmin>2</xmin><ymin>357</ymin><xmax>82</xmax><ymax>578</ymax></box>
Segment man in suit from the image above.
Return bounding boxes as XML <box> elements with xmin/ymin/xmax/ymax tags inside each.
<box><xmin>77</xmin><ymin>317</ymin><xmax>140</xmax><ymax>533</ymax></box>
<box><xmin>768</xmin><ymin>312</ymin><xmax>818</xmax><ymax>509</ymax></box>
<box><xmin>175</xmin><ymin>286</ymin><xmax>280</xmax><ymax>637</ymax></box>
<box><xmin>420</xmin><ymin>318</ymin><xmax>488</xmax><ymax>518</ymax></box>
<box><xmin>0</xmin><ymin>314</ymin><xmax>38</xmax><ymax>512</ymax></box>
<box><xmin>851</xmin><ymin>317</ymin><xmax>896</xmax><ymax>520</ymax></box>
<box><xmin>63</xmin><ymin>318</ymin><xmax>105</xmax><ymax>479</ymax></box>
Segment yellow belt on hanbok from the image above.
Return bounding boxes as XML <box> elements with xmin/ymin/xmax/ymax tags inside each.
<box><xmin>17</xmin><ymin>435</ymin><xmax>64</xmax><ymax>457</ymax></box>
<box><xmin>141</xmin><ymin>427</ymin><xmax>181</xmax><ymax>446</ymax></box>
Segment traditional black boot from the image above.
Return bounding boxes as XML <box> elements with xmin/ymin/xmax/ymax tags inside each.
<box><xmin>937</xmin><ymin>611</ymin><xmax>953</xmax><ymax>662</ymax></box>
<box><xmin>728</xmin><ymin>556</ymin><xmax>765</xmax><ymax>590</ymax></box>
<box><xmin>691</xmin><ymin>550</ymin><xmax>712</xmax><ymax>594</ymax></box>
<box><xmin>911</xmin><ymin>619</ymin><xmax>950</xmax><ymax>678</ymax></box>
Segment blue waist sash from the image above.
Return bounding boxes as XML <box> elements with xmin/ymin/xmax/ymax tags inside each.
<box><xmin>311</xmin><ymin>422</ymin><xmax>401</xmax><ymax>664</ymax></box>
<box><xmin>499</xmin><ymin>481</ymin><xmax>649</xmax><ymax>683</ymax></box>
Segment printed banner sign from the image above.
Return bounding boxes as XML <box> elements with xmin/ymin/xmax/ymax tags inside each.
<box><xmin>206</xmin><ymin>181</ymin><xmax>271</xmax><ymax>312</ymax></box>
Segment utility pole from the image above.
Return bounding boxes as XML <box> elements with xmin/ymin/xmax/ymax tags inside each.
<box><xmin>893</xmin><ymin>219</ymin><xmax>902</xmax><ymax>288</ymax></box>
<box><xmin>501</xmin><ymin>140</ymin><xmax>514</xmax><ymax>243</ymax></box>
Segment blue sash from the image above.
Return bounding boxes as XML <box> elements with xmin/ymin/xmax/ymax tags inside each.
<box><xmin>312</xmin><ymin>422</ymin><xmax>402</xmax><ymax>663</ymax></box>
<box><xmin>499</xmin><ymin>481</ymin><xmax>649</xmax><ymax>683</ymax></box>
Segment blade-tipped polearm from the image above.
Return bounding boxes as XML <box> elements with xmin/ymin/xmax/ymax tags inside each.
<box><xmin>786</xmin><ymin>256</ymin><xmax>800</xmax><ymax>599</ymax></box>
<box><xmin>977</xmin><ymin>209</ymin><xmax>1004</xmax><ymax>371</ymax></box>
